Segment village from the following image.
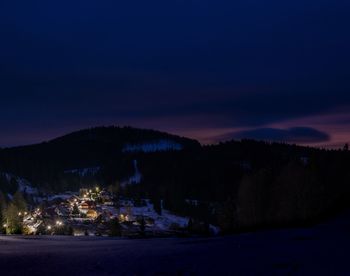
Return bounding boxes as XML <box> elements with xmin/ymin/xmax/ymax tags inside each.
<box><xmin>20</xmin><ymin>187</ymin><xmax>195</xmax><ymax>237</ymax></box>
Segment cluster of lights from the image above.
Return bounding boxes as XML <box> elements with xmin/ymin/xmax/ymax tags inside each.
<box><xmin>27</xmin><ymin>187</ymin><xmax>102</xmax><ymax>233</ymax></box>
<box><xmin>83</xmin><ymin>187</ymin><xmax>100</xmax><ymax>198</ymax></box>
<box><xmin>18</xmin><ymin>211</ymin><xmax>28</xmax><ymax>216</ymax></box>
<box><xmin>46</xmin><ymin>221</ymin><xmax>63</xmax><ymax>231</ymax></box>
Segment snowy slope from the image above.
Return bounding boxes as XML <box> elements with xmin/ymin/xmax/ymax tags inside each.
<box><xmin>119</xmin><ymin>200</ymin><xmax>189</xmax><ymax>229</ymax></box>
<box><xmin>121</xmin><ymin>160</ymin><xmax>142</xmax><ymax>187</ymax></box>
<box><xmin>0</xmin><ymin>172</ymin><xmax>38</xmax><ymax>196</ymax></box>
<box><xmin>17</xmin><ymin>177</ymin><xmax>38</xmax><ymax>195</ymax></box>
<box><xmin>122</xmin><ymin>139</ymin><xmax>183</xmax><ymax>153</ymax></box>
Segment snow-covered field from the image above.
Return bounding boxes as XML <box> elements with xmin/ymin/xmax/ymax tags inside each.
<box><xmin>1</xmin><ymin>212</ymin><xmax>350</xmax><ymax>275</ymax></box>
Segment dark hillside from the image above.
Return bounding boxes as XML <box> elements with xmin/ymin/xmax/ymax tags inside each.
<box><xmin>1</xmin><ymin>129</ymin><xmax>350</xmax><ymax>233</ymax></box>
<box><xmin>0</xmin><ymin>126</ymin><xmax>200</xmax><ymax>190</ymax></box>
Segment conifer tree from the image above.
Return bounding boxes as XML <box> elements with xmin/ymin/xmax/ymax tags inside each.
<box><xmin>12</xmin><ymin>190</ymin><xmax>27</xmax><ymax>212</ymax></box>
<box><xmin>3</xmin><ymin>203</ymin><xmax>22</xmax><ymax>234</ymax></box>
<box><xmin>0</xmin><ymin>191</ymin><xmax>7</xmax><ymax>233</ymax></box>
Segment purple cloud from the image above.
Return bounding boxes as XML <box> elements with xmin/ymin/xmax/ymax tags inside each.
<box><xmin>220</xmin><ymin>127</ymin><xmax>330</xmax><ymax>144</ymax></box>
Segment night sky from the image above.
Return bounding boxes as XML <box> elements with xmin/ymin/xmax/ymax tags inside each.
<box><xmin>1</xmin><ymin>0</ymin><xmax>350</xmax><ymax>148</ymax></box>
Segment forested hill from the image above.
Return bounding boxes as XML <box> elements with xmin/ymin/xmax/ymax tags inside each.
<box><xmin>0</xmin><ymin>126</ymin><xmax>200</xmax><ymax>190</ymax></box>
<box><xmin>1</xmin><ymin>127</ymin><xmax>350</xmax><ymax>233</ymax></box>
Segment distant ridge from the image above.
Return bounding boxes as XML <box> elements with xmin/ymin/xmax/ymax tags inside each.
<box><xmin>0</xmin><ymin>126</ymin><xmax>200</xmax><ymax>186</ymax></box>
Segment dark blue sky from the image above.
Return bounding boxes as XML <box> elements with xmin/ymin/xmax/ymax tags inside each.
<box><xmin>1</xmin><ymin>0</ymin><xmax>350</xmax><ymax>147</ymax></box>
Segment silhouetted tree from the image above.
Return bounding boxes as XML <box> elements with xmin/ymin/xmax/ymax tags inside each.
<box><xmin>3</xmin><ymin>203</ymin><xmax>23</xmax><ymax>234</ymax></box>
<box><xmin>139</xmin><ymin>216</ymin><xmax>146</xmax><ymax>237</ymax></box>
<box><xmin>109</xmin><ymin>218</ymin><xmax>122</xmax><ymax>236</ymax></box>
<box><xmin>12</xmin><ymin>190</ymin><xmax>27</xmax><ymax>212</ymax></box>
<box><xmin>72</xmin><ymin>204</ymin><xmax>80</xmax><ymax>216</ymax></box>
<box><xmin>153</xmin><ymin>198</ymin><xmax>162</xmax><ymax>215</ymax></box>
<box><xmin>0</xmin><ymin>191</ymin><xmax>7</xmax><ymax>233</ymax></box>
<box><xmin>217</xmin><ymin>198</ymin><xmax>236</xmax><ymax>233</ymax></box>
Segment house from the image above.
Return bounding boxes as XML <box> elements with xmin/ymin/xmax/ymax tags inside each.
<box><xmin>86</xmin><ymin>209</ymin><xmax>98</xmax><ymax>219</ymax></box>
<box><xmin>103</xmin><ymin>200</ymin><xmax>114</xmax><ymax>206</ymax></box>
<box><xmin>79</xmin><ymin>188</ymin><xmax>89</xmax><ymax>198</ymax></box>
<box><xmin>79</xmin><ymin>201</ymin><xmax>96</xmax><ymax>214</ymax></box>
<box><xmin>67</xmin><ymin>196</ymin><xmax>79</xmax><ymax>205</ymax></box>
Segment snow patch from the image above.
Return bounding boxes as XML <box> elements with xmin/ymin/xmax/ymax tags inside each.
<box><xmin>64</xmin><ymin>167</ymin><xmax>100</xmax><ymax>177</ymax></box>
<box><xmin>119</xmin><ymin>200</ymin><xmax>189</xmax><ymax>230</ymax></box>
<box><xmin>122</xmin><ymin>140</ymin><xmax>183</xmax><ymax>153</ymax></box>
<box><xmin>0</xmin><ymin>172</ymin><xmax>38</xmax><ymax>196</ymax></box>
<box><xmin>17</xmin><ymin>178</ymin><xmax>39</xmax><ymax>195</ymax></box>
<box><xmin>121</xmin><ymin>160</ymin><xmax>142</xmax><ymax>187</ymax></box>
<box><xmin>47</xmin><ymin>192</ymin><xmax>78</xmax><ymax>202</ymax></box>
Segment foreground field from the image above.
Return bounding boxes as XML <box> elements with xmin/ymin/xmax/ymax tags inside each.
<box><xmin>1</xmin><ymin>213</ymin><xmax>350</xmax><ymax>275</ymax></box>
